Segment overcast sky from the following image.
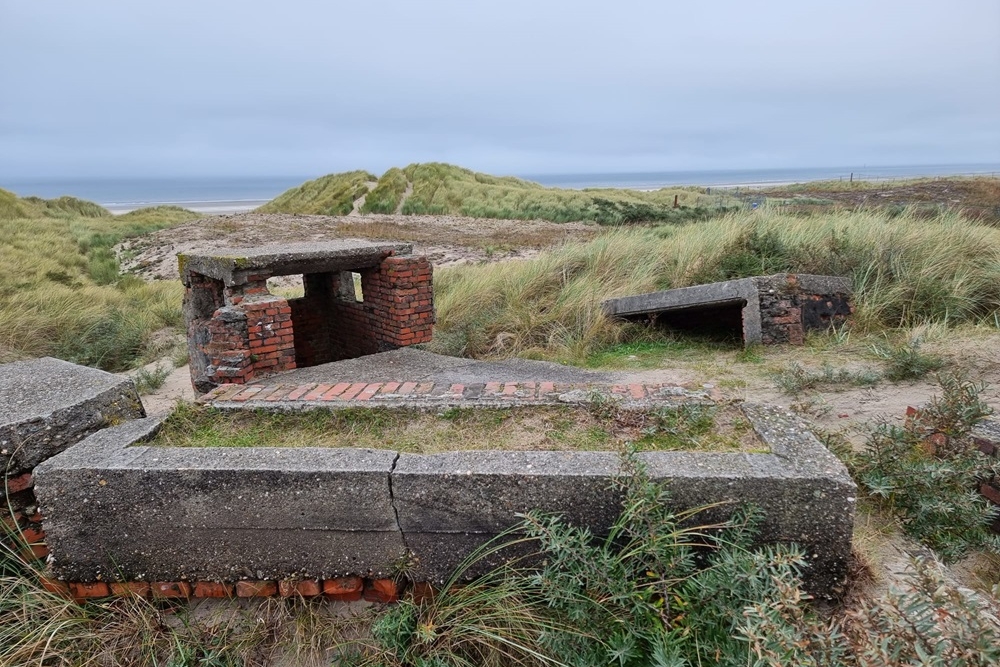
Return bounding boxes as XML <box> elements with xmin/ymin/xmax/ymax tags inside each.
<box><xmin>1</xmin><ymin>0</ymin><xmax>998</xmax><ymax>179</ymax></box>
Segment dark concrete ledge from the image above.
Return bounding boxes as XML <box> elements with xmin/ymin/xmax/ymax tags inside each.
<box><xmin>180</xmin><ymin>240</ymin><xmax>413</xmax><ymax>286</ymax></box>
<box><xmin>1</xmin><ymin>357</ymin><xmax>145</xmax><ymax>477</ymax></box>
<box><xmin>34</xmin><ymin>403</ymin><xmax>855</xmax><ymax>596</ymax></box>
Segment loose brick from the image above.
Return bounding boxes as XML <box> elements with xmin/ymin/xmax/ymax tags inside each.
<box><xmin>286</xmin><ymin>384</ymin><xmax>316</xmax><ymax>401</ymax></box>
<box><xmin>193</xmin><ymin>581</ymin><xmax>234</xmax><ymax>598</ymax></box>
<box><xmin>236</xmin><ymin>580</ymin><xmax>277</xmax><ymax>597</ymax></box>
<box><xmin>39</xmin><ymin>575</ymin><xmax>71</xmax><ymax>598</ymax></box>
<box><xmin>318</xmin><ymin>382</ymin><xmax>350</xmax><ymax>400</ymax></box>
<box><xmin>304</xmin><ymin>384</ymin><xmax>334</xmax><ymax>400</ymax></box>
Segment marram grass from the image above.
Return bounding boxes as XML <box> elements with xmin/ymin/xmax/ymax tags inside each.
<box><xmin>428</xmin><ymin>207</ymin><xmax>1000</xmax><ymax>361</ymax></box>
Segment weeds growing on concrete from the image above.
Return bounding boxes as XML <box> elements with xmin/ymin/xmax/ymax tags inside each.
<box><xmin>773</xmin><ymin>362</ymin><xmax>882</xmax><ymax>393</ymax></box>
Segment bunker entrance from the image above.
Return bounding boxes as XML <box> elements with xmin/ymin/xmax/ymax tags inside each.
<box><xmin>179</xmin><ymin>241</ymin><xmax>435</xmax><ymax>394</ymax></box>
<box><xmin>628</xmin><ymin>300</ymin><xmax>746</xmax><ymax>344</ymax></box>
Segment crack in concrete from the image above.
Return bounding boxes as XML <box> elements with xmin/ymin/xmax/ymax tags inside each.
<box><xmin>387</xmin><ymin>451</ymin><xmax>410</xmax><ymax>556</ymax></box>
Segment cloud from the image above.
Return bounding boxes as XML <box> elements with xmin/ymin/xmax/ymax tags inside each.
<box><xmin>1</xmin><ymin>0</ymin><xmax>998</xmax><ymax>177</ymax></box>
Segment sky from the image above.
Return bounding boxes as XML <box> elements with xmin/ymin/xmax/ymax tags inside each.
<box><xmin>1</xmin><ymin>0</ymin><xmax>998</xmax><ymax>179</ymax></box>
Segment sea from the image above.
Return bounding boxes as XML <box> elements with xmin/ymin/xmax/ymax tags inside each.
<box><xmin>4</xmin><ymin>163</ymin><xmax>999</xmax><ymax>216</ymax></box>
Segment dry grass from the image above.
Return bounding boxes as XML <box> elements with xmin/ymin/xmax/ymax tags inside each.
<box><xmin>428</xmin><ymin>207</ymin><xmax>1000</xmax><ymax>362</ymax></box>
<box><xmin>151</xmin><ymin>402</ymin><xmax>762</xmax><ymax>454</ymax></box>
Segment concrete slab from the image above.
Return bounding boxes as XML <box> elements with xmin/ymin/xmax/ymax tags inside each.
<box><xmin>180</xmin><ymin>240</ymin><xmax>413</xmax><ymax>286</ymax></box>
<box><xmin>0</xmin><ymin>357</ymin><xmax>145</xmax><ymax>476</ymax></box>
<box><xmin>602</xmin><ymin>273</ymin><xmax>852</xmax><ymax>346</ymax></box>
<box><xmin>33</xmin><ymin>402</ymin><xmax>854</xmax><ymax>597</ymax></box>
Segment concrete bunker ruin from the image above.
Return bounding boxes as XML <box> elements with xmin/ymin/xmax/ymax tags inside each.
<box><xmin>602</xmin><ymin>273</ymin><xmax>852</xmax><ymax>346</ymax></box>
<box><xmin>180</xmin><ymin>241</ymin><xmax>434</xmax><ymax>394</ymax></box>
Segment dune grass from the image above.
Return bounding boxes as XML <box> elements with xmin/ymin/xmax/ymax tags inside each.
<box><xmin>427</xmin><ymin>206</ymin><xmax>1000</xmax><ymax>362</ymax></box>
<box><xmin>258</xmin><ymin>170</ymin><xmax>377</xmax><ymax>216</ymax></box>
<box><xmin>361</xmin><ymin>167</ymin><xmax>409</xmax><ymax>214</ymax></box>
<box><xmin>260</xmin><ymin>163</ymin><xmax>738</xmax><ymax>224</ymax></box>
<box><xmin>0</xmin><ymin>192</ymin><xmax>193</xmax><ymax>370</ymax></box>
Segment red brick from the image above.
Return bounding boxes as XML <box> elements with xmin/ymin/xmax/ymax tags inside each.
<box><xmin>1</xmin><ymin>511</ymin><xmax>22</xmax><ymax>531</ymax></box>
<box><xmin>110</xmin><ymin>582</ymin><xmax>151</xmax><ymax>597</ymax></box>
<box><xmin>279</xmin><ymin>579</ymin><xmax>321</xmax><ymax>597</ymax></box>
<box><xmin>502</xmin><ymin>383</ymin><xmax>518</xmax><ymax>396</ymax></box>
<box><xmin>409</xmin><ymin>581</ymin><xmax>436</xmax><ymax>604</ymax></box>
<box><xmin>484</xmin><ymin>382</ymin><xmax>502</xmax><ymax>395</ymax></box>
<box><xmin>357</xmin><ymin>383</ymin><xmax>383</xmax><ymax>401</ymax></box>
<box><xmin>322</xmin><ymin>382</ymin><xmax>352</xmax><ymax>399</ymax></box>
<box><xmin>23</xmin><ymin>543</ymin><xmax>48</xmax><ymax>560</ymax></box>
<box><xmin>193</xmin><ymin>581</ymin><xmax>234</xmax><ymax>598</ymax></box>
<box><xmin>323</xmin><ymin>576</ymin><xmax>363</xmax><ymax>601</ymax></box>
<box><xmin>398</xmin><ymin>382</ymin><xmax>418</xmax><ymax>395</ymax></box>
<box><xmin>448</xmin><ymin>384</ymin><xmax>465</xmax><ymax>396</ymax></box>
<box><xmin>380</xmin><ymin>382</ymin><xmax>401</xmax><ymax>395</ymax></box>
<box><xmin>286</xmin><ymin>384</ymin><xmax>316</xmax><ymax>401</ymax></box>
<box><xmin>415</xmin><ymin>382</ymin><xmax>434</xmax><ymax>395</ymax></box>
<box><xmin>152</xmin><ymin>581</ymin><xmax>192</xmax><ymax>598</ymax></box>
<box><xmin>19</xmin><ymin>526</ymin><xmax>45</xmax><ymax>544</ymax></box>
<box><xmin>539</xmin><ymin>382</ymin><xmax>555</xmax><ymax>395</ymax></box>
<box><xmin>4</xmin><ymin>473</ymin><xmax>33</xmax><ymax>495</ymax></box>
<box><xmin>981</xmin><ymin>482</ymin><xmax>1000</xmax><ymax>505</ymax></box>
<box><xmin>304</xmin><ymin>384</ymin><xmax>334</xmax><ymax>400</ymax></box>
<box><xmin>364</xmin><ymin>578</ymin><xmax>399</xmax><ymax>603</ymax></box>
<box><xmin>340</xmin><ymin>382</ymin><xmax>369</xmax><ymax>400</ymax></box>
<box><xmin>69</xmin><ymin>582</ymin><xmax>110</xmax><ymax>599</ymax></box>
<box><xmin>232</xmin><ymin>386</ymin><xmax>265</xmax><ymax>402</ymax></box>
<box><xmin>629</xmin><ymin>384</ymin><xmax>647</xmax><ymax>399</ymax></box>
<box><xmin>236</xmin><ymin>580</ymin><xmax>277</xmax><ymax>597</ymax></box>
<box><xmin>38</xmin><ymin>575</ymin><xmax>71</xmax><ymax>598</ymax></box>
<box><xmin>264</xmin><ymin>386</ymin><xmax>295</xmax><ymax>402</ymax></box>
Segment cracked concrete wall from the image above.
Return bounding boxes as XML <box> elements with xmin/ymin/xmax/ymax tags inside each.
<box><xmin>34</xmin><ymin>404</ymin><xmax>855</xmax><ymax>597</ymax></box>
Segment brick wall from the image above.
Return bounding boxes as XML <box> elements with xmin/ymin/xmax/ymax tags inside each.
<box><xmin>185</xmin><ymin>255</ymin><xmax>434</xmax><ymax>393</ymax></box>
<box><xmin>758</xmin><ymin>275</ymin><xmax>853</xmax><ymax>345</ymax></box>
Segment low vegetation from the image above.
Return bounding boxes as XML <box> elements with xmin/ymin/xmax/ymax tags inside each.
<box><xmin>429</xmin><ymin>206</ymin><xmax>1000</xmax><ymax>362</ymax></box>
<box><xmin>263</xmin><ymin>162</ymin><xmax>738</xmax><ymax>224</ymax></box>
<box><xmin>360</xmin><ymin>167</ymin><xmax>408</xmax><ymax>214</ymax></box>
<box><xmin>151</xmin><ymin>402</ymin><xmax>760</xmax><ymax>453</ymax></box>
<box><xmin>257</xmin><ymin>170</ymin><xmax>376</xmax><ymax>216</ymax></box>
<box><xmin>0</xmin><ymin>188</ymin><xmax>192</xmax><ymax>370</ymax></box>
<box><xmin>849</xmin><ymin>375</ymin><xmax>1000</xmax><ymax>561</ymax></box>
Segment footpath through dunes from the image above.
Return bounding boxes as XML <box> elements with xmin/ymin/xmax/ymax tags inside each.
<box><xmin>118</xmin><ymin>211</ymin><xmax>598</xmax><ymax>280</ymax></box>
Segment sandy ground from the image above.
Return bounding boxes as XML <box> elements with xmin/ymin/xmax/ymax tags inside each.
<box><xmin>118</xmin><ymin>211</ymin><xmax>597</xmax><ymax>280</ymax></box>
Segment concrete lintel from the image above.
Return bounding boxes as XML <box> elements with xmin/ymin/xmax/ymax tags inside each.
<box><xmin>180</xmin><ymin>240</ymin><xmax>413</xmax><ymax>286</ymax></box>
<box><xmin>602</xmin><ymin>277</ymin><xmax>756</xmax><ymax>319</ymax></box>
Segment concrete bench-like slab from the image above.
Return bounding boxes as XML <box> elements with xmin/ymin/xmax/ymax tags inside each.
<box><xmin>602</xmin><ymin>273</ymin><xmax>852</xmax><ymax>346</ymax></box>
<box><xmin>1</xmin><ymin>357</ymin><xmax>145</xmax><ymax>478</ymax></box>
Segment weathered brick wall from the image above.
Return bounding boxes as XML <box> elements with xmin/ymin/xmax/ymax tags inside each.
<box><xmin>185</xmin><ymin>254</ymin><xmax>434</xmax><ymax>393</ymax></box>
<box><xmin>757</xmin><ymin>274</ymin><xmax>853</xmax><ymax>345</ymax></box>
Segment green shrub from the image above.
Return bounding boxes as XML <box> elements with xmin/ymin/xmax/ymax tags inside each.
<box><xmin>871</xmin><ymin>336</ymin><xmax>945</xmax><ymax>381</ymax></box>
<box><xmin>773</xmin><ymin>362</ymin><xmax>881</xmax><ymax>393</ymax></box>
<box><xmin>851</xmin><ymin>376</ymin><xmax>1000</xmax><ymax>561</ymax></box>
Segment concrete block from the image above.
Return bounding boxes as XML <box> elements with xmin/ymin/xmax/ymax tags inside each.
<box><xmin>1</xmin><ymin>357</ymin><xmax>145</xmax><ymax>477</ymax></box>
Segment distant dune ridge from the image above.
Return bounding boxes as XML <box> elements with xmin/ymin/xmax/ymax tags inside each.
<box><xmin>257</xmin><ymin>162</ymin><xmax>736</xmax><ymax>225</ymax></box>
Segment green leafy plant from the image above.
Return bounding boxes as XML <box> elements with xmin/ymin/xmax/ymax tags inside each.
<box><xmin>851</xmin><ymin>376</ymin><xmax>1000</xmax><ymax>561</ymax></box>
<box><xmin>774</xmin><ymin>362</ymin><xmax>881</xmax><ymax>393</ymax></box>
<box><xmin>871</xmin><ymin>336</ymin><xmax>945</xmax><ymax>381</ymax></box>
